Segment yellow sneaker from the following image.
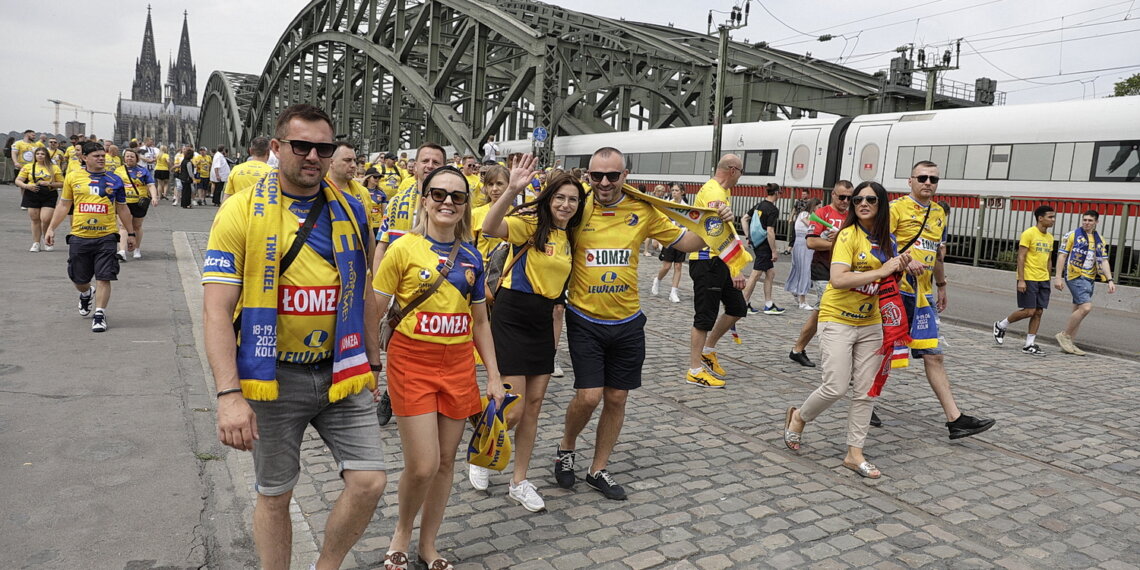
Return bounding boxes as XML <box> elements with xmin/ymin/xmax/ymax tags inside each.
<box><xmin>686</xmin><ymin>369</ymin><xmax>726</xmax><ymax>388</ymax></box>
<box><xmin>700</xmin><ymin>351</ymin><xmax>726</xmax><ymax>378</ymax></box>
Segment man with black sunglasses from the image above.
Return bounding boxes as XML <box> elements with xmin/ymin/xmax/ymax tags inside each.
<box><xmin>887</xmin><ymin>160</ymin><xmax>995</xmax><ymax>440</ymax></box>
<box><xmin>789</xmin><ymin>181</ymin><xmax>853</xmax><ymax>368</ymax></box>
<box><xmin>554</xmin><ymin>146</ymin><xmax>731</xmax><ymax>501</ymax></box>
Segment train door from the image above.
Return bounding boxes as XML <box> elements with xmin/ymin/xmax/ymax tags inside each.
<box><xmin>786</xmin><ymin>128</ymin><xmax>821</xmax><ymax>188</ymax></box>
<box><xmin>847</xmin><ymin>124</ymin><xmax>892</xmax><ymax>184</ymax></box>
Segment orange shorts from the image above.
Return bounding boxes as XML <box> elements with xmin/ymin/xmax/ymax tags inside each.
<box><xmin>387</xmin><ymin>331</ymin><xmax>481</xmax><ymax>420</ymax></box>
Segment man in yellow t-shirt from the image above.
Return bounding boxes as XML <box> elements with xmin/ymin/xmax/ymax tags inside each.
<box><xmin>1053</xmin><ymin>210</ymin><xmax>1117</xmax><ymax>354</ymax></box>
<box><xmin>192</xmin><ymin>147</ymin><xmax>212</xmax><ymax>205</ymax></box>
<box><xmin>326</xmin><ymin>141</ymin><xmax>376</xmax><ymax>238</ymax></box>
<box><xmin>461</xmin><ymin>155</ymin><xmax>486</xmax><ymax>207</ymax></box>
<box><xmin>685</xmin><ymin>154</ymin><xmax>746</xmax><ymax>389</ymax></box>
<box><xmin>555</xmin><ymin>147</ymin><xmax>722</xmax><ymax>501</ymax></box>
<box><xmin>43</xmin><ymin>141</ymin><xmax>135</xmax><ymax>333</ymax></box>
<box><xmin>993</xmin><ymin>204</ymin><xmax>1056</xmax><ymax>355</ymax></box>
<box><xmin>12</xmin><ymin>130</ymin><xmax>38</xmax><ymax>168</ymax></box>
<box><xmin>891</xmin><ymin>160</ymin><xmax>994</xmax><ymax>440</ymax></box>
<box><xmin>223</xmin><ymin>136</ymin><xmax>273</xmax><ymax>200</ymax></box>
<box><xmin>374</xmin><ymin>143</ymin><xmax>445</xmax><ymax>262</ymax></box>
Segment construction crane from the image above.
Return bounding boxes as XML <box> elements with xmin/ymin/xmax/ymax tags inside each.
<box><xmin>87</xmin><ymin>110</ymin><xmax>115</xmax><ymax>139</ymax></box>
<box><xmin>46</xmin><ymin>99</ymin><xmax>82</xmax><ymax>134</ymax></box>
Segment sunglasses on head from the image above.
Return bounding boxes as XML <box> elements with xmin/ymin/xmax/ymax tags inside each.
<box><xmin>587</xmin><ymin>170</ymin><xmax>622</xmax><ymax>184</ymax></box>
<box><xmin>913</xmin><ymin>174</ymin><xmax>940</xmax><ymax>184</ymax></box>
<box><xmin>851</xmin><ymin>195</ymin><xmax>878</xmax><ymax>205</ymax></box>
<box><xmin>280</xmin><ymin>139</ymin><xmax>337</xmax><ymax>158</ymax></box>
<box><xmin>425</xmin><ymin>187</ymin><xmax>469</xmax><ymax>205</ymax></box>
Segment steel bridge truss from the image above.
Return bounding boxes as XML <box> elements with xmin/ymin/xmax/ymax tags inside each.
<box><xmin>199</xmin><ymin>0</ymin><xmax>987</xmax><ymax>161</ymax></box>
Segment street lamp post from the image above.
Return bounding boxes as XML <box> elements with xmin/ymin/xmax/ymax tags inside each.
<box><xmin>709</xmin><ymin>2</ymin><xmax>750</xmax><ymax>164</ymax></box>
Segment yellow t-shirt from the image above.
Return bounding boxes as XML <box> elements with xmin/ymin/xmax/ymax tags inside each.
<box><xmin>67</xmin><ymin>159</ymin><xmax>86</xmax><ymax>175</ymax></box>
<box><xmin>173</xmin><ymin>152</ymin><xmax>185</xmax><ymax>173</ymax></box>
<box><xmin>224</xmin><ymin>160</ymin><xmax>273</xmax><ymax>196</ymax></box>
<box><xmin>61</xmin><ymin>169</ymin><xmax>126</xmax><ymax>238</ymax></box>
<box><xmin>889</xmin><ymin>196</ymin><xmax>946</xmax><ymax>297</ymax></box>
<box><xmin>201</xmin><ymin>189</ymin><xmax>370</xmax><ymax>363</ymax></box>
<box><xmin>501</xmin><ymin>216</ymin><xmax>572</xmax><ymax>299</ymax></box>
<box><xmin>336</xmin><ymin>178</ymin><xmax>377</xmax><ymax>235</ymax></box>
<box><xmin>688</xmin><ymin>178</ymin><xmax>731</xmax><ymax>261</ymax></box>
<box><xmin>819</xmin><ymin>225</ymin><xmax>884</xmax><ymax>327</ymax></box>
<box><xmin>114</xmin><ymin>165</ymin><xmax>155</xmax><ymax>203</ymax></box>
<box><xmin>155</xmin><ymin>153</ymin><xmax>170</xmax><ymax>172</ymax></box>
<box><xmin>465</xmin><ymin>173</ymin><xmax>486</xmax><ymax>207</ymax></box>
<box><xmin>12</xmin><ymin>141</ymin><xmax>37</xmax><ymax>166</ymax></box>
<box><xmin>105</xmin><ymin>155</ymin><xmax>123</xmax><ymax>172</ymax></box>
<box><xmin>193</xmin><ymin>154</ymin><xmax>211</xmax><ymax>179</ymax></box>
<box><xmin>1019</xmin><ymin>226</ymin><xmax>1054</xmax><ymax>282</ymax></box>
<box><xmin>380</xmin><ymin>183</ymin><xmax>419</xmax><ymax>244</ymax></box>
<box><xmin>18</xmin><ymin>163</ymin><xmax>63</xmax><ymax>187</ymax></box>
<box><xmin>568</xmin><ymin>195</ymin><xmax>685</xmax><ymax>323</ymax></box>
<box><xmin>372</xmin><ymin>233</ymin><xmax>485</xmax><ymax>344</ymax></box>
<box><xmin>47</xmin><ymin>148</ymin><xmax>64</xmax><ymax>166</ymax></box>
<box><xmin>470</xmin><ymin>204</ymin><xmax>503</xmax><ymax>263</ymax></box>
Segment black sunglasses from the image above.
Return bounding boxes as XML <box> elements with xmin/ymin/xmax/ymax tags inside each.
<box><xmin>913</xmin><ymin>174</ymin><xmax>940</xmax><ymax>184</ymax></box>
<box><xmin>587</xmin><ymin>171</ymin><xmax>622</xmax><ymax>184</ymax></box>
<box><xmin>835</xmin><ymin>194</ymin><xmax>851</xmax><ymax>201</ymax></box>
<box><xmin>280</xmin><ymin>139</ymin><xmax>337</xmax><ymax>159</ymax></box>
<box><xmin>425</xmin><ymin>187</ymin><xmax>469</xmax><ymax>205</ymax></box>
<box><xmin>851</xmin><ymin>195</ymin><xmax>879</xmax><ymax>205</ymax></box>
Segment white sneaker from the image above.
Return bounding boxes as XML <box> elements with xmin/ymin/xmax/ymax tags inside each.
<box><xmin>132</xmin><ymin>249</ymin><xmax>141</xmax><ymax>259</ymax></box>
<box><xmin>42</xmin><ymin>243</ymin><xmax>53</xmax><ymax>252</ymax></box>
<box><xmin>669</xmin><ymin>289</ymin><xmax>681</xmax><ymax>303</ymax></box>
<box><xmin>116</xmin><ymin>250</ymin><xmax>127</xmax><ymax>261</ymax></box>
<box><xmin>650</xmin><ymin>278</ymin><xmax>660</xmax><ymax>296</ymax></box>
<box><xmin>29</xmin><ymin>242</ymin><xmax>40</xmax><ymax>252</ymax></box>
<box><xmin>468</xmin><ymin>463</ymin><xmax>490</xmax><ymax>491</ymax></box>
<box><xmin>508</xmin><ymin>479</ymin><xmax>546</xmax><ymax>512</ymax></box>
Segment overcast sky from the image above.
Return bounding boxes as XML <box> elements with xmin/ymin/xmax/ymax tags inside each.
<box><xmin>3</xmin><ymin>0</ymin><xmax>1137</xmax><ymax>138</ymax></box>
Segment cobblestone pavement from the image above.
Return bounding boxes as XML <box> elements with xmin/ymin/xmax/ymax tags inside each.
<box><xmin>188</xmin><ymin>234</ymin><xmax>1140</xmax><ymax>569</ymax></box>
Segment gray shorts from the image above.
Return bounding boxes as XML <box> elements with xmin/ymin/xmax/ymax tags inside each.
<box><xmin>248</xmin><ymin>361</ymin><xmax>385</xmax><ymax>496</ymax></box>
<box><xmin>812</xmin><ymin>280</ymin><xmax>828</xmax><ymax>307</ymax></box>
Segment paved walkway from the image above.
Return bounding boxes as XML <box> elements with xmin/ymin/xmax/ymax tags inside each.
<box><xmin>185</xmin><ymin>225</ymin><xmax>1140</xmax><ymax>569</ymax></box>
<box><xmin>4</xmin><ymin>182</ymin><xmax>1138</xmax><ymax>569</ymax></box>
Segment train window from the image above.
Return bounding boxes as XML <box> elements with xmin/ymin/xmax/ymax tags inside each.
<box><xmin>1051</xmin><ymin>143</ymin><xmax>1075</xmax><ymax>181</ymax></box>
<box><xmin>639</xmin><ymin>152</ymin><xmax>663</xmax><ymax>174</ymax></box>
<box><xmin>857</xmin><ymin>144</ymin><xmax>879</xmax><ymax>182</ymax></box>
<box><xmin>695</xmin><ymin>151</ymin><xmax>708</xmax><ymax>176</ymax></box>
<box><xmin>628</xmin><ymin>153</ymin><xmax>640</xmax><ymax>173</ymax></box>
<box><xmin>964</xmin><ymin>145</ymin><xmax>990</xmax><ymax>179</ymax></box>
<box><xmin>895</xmin><ymin>147</ymin><xmax>915</xmax><ymax>179</ymax></box>
<box><xmin>946</xmin><ymin>145</ymin><xmax>968</xmax><ymax>179</ymax></box>
<box><xmin>1071</xmin><ymin>143</ymin><xmax>1093</xmax><ymax>182</ymax></box>
<box><xmin>1009</xmin><ymin>144</ymin><xmax>1054</xmax><ymax>181</ymax></box>
<box><xmin>1090</xmin><ymin>141</ymin><xmax>1140</xmax><ymax>182</ymax></box>
<box><xmin>669</xmin><ymin>152</ymin><xmax>696</xmax><ymax>175</ymax></box>
<box><xmin>789</xmin><ymin>145</ymin><xmax>810</xmax><ymax>181</ymax></box>
<box><xmin>988</xmin><ymin>145</ymin><xmax>1011</xmax><ymax>180</ymax></box>
<box><xmin>744</xmin><ymin>149</ymin><xmax>778</xmax><ymax>176</ymax></box>
<box><xmin>930</xmin><ymin>146</ymin><xmax>950</xmax><ymax>174</ymax></box>
<box><xmin>913</xmin><ymin>146</ymin><xmax>932</xmax><ymax>163</ymax></box>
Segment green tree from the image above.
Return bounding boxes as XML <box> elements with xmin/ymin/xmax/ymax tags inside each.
<box><xmin>1112</xmin><ymin>73</ymin><xmax>1140</xmax><ymax>97</ymax></box>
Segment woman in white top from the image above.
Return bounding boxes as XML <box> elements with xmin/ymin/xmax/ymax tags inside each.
<box><xmin>784</xmin><ymin>198</ymin><xmax>820</xmax><ymax>309</ymax></box>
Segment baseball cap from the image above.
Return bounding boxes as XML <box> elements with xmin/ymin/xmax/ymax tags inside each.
<box><xmin>364</xmin><ymin>167</ymin><xmax>381</xmax><ymax>178</ymax></box>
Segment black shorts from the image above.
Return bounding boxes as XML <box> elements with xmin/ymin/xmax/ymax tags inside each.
<box><xmin>154</xmin><ymin>170</ymin><xmax>169</xmax><ymax>180</ymax></box>
<box><xmin>491</xmin><ymin>288</ymin><xmax>556</xmax><ymax>376</ymax></box>
<box><xmin>128</xmin><ymin>201</ymin><xmax>150</xmax><ymax>219</ymax></box>
<box><xmin>21</xmin><ymin>188</ymin><xmax>59</xmax><ymax>209</ymax></box>
<box><xmin>659</xmin><ymin>247</ymin><xmax>686</xmax><ymax>263</ymax></box>
<box><xmin>752</xmin><ymin>243</ymin><xmax>774</xmax><ymax>271</ymax></box>
<box><xmin>197</xmin><ymin>180</ymin><xmax>211</xmax><ymax>192</ymax></box>
<box><xmin>67</xmin><ymin>234</ymin><xmax>120</xmax><ymax>283</ymax></box>
<box><xmin>689</xmin><ymin>258</ymin><xmax>747</xmax><ymax>331</ymax></box>
<box><xmin>1017</xmin><ymin>280</ymin><xmax>1051</xmax><ymax>309</ymax></box>
<box><xmin>565</xmin><ymin>310</ymin><xmax>645</xmax><ymax>391</ymax></box>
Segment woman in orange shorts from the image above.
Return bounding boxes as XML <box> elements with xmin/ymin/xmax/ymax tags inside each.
<box><xmin>372</xmin><ymin>165</ymin><xmax>505</xmax><ymax>570</ymax></box>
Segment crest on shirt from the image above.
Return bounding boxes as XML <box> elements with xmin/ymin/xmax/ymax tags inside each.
<box><xmin>625</xmin><ymin>213</ymin><xmax>639</xmax><ymax>227</ymax></box>
<box><xmin>704</xmin><ymin>217</ymin><xmax>724</xmax><ymax>237</ymax></box>
<box><xmin>419</xmin><ymin>268</ymin><xmax>432</xmax><ymax>280</ymax></box>
<box><xmin>545</xmin><ymin>243</ymin><xmax>555</xmax><ymax>256</ymax></box>
<box><xmin>465</xmin><ymin>269</ymin><xmax>476</xmax><ymax>286</ymax></box>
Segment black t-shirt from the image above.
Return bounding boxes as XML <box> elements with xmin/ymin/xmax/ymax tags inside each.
<box><xmin>746</xmin><ymin>200</ymin><xmax>780</xmax><ymax>249</ymax></box>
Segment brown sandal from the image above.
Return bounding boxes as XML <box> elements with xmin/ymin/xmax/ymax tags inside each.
<box><xmin>419</xmin><ymin>556</ymin><xmax>455</xmax><ymax>570</ymax></box>
<box><xmin>383</xmin><ymin>550</ymin><xmax>409</xmax><ymax>570</ymax></box>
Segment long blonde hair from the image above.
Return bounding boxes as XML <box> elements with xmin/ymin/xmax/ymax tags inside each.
<box><xmin>409</xmin><ymin>166</ymin><xmax>472</xmax><ymax>242</ymax></box>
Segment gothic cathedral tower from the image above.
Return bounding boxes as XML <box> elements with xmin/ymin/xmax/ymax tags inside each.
<box><xmin>131</xmin><ymin>6</ymin><xmax>162</xmax><ymax>103</ymax></box>
<box><xmin>168</xmin><ymin>11</ymin><xmax>198</xmax><ymax>107</ymax></box>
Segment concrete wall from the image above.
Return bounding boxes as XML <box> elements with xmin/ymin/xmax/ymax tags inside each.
<box><xmin>945</xmin><ymin>263</ymin><xmax>1139</xmax><ymax>313</ymax></box>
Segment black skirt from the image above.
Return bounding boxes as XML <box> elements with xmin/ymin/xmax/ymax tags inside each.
<box><xmin>490</xmin><ymin>287</ymin><xmax>556</xmax><ymax>376</ymax></box>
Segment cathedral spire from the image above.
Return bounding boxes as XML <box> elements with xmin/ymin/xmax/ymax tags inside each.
<box><xmin>170</xmin><ymin>10</ymin><xmax>198</xmax><ymax>107</ymax></box>
<box><xmin>131</xmin><ymin>4</ymin><xmax>162</xmax><ymax>103</ymax></box>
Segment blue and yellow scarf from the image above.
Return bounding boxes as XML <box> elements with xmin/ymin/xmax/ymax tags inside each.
<box><xmin>237</xmin><ymin>170</ymin><xmax>374</xmax><ymax>402</ymax></box>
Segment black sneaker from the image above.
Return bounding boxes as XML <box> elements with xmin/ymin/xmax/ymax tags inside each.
<box><xmin>554</xmin><ymin>448</ymin><xmax>577</xmax><ymax>489</ymax></box>
<box><xmin>789</xmin><ymin>350</ymin><xmax>816</xmax><ymax>367</ymax></box>
<box><xmin>946</xmin><ymin>414</ymin><xmax>996</xmax><ymax>440</ymax></box>
<box><xmin>992</xmin><ymin>322</ymin><xmax>1006</xmax><ymax>345</ymax></box>
<box><xmin>91</xmin><ymin>312</ymin><xmax>108</xmax><ymax>333</ymax></box>
<box><xmin>376</xmin><ymin>390</ymin><xmax>392</xmax><ymax>426</ymax></box>
<box><xmin>586</xmin><ymin>469</ymin><xmax>627</xmax><ymax>501</ymax></box>
<box><xmin>1022</xmin><ymin>344</ymin><xmax>1046</xmax><ymax>356</ymax></box>
<box><xmin>78</xmin><ymin>290</ymin><xmax>94</xmax><ymax>317</ymax></box>
<box><xmin>869</xmin><ymin>410</ymin><xmax>883</xmax><ymax>427</ymax></box>
<box><xmin>763</xmin><ymin>304</ymin><xmax>786</xmax><ymax>315</ymax></box>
